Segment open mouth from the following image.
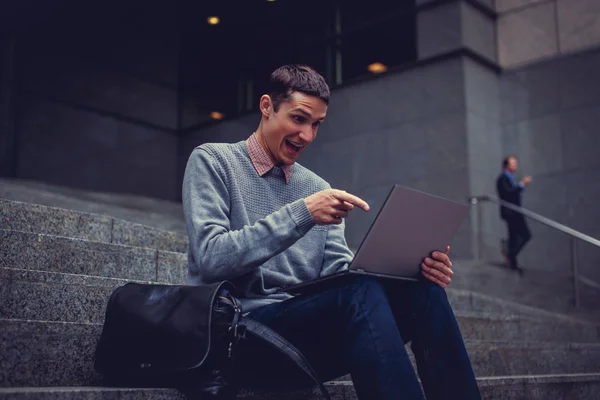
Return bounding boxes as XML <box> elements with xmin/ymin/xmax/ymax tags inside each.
<box><xmin>284</xmin><ymin>139</ymin><xmax>303</xmax><ymax>154</ymax></box>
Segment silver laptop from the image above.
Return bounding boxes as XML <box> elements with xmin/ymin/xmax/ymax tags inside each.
<box><xmin>282</xmin><ymin>184</ymin><xmax>469</xmax><ymax>295</ymax></box>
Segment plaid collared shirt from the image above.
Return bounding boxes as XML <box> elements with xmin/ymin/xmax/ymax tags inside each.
<box><xmin>245</xmin><ymin>132</ymin><xmax>294</xmax><ymax>184</ymax></box>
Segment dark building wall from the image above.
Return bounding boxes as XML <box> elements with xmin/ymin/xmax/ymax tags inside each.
<box><xmin>2</xmin><ymin>6</ymin><xmax>181</xmax><ymax>201</ymax></box>
<box><xmin>500</xmin><ymin>47</ymin><xmax>600</xmax><ymax>281</ymax></box>
<box><xmin>0</xmin><ymin>34</ymin><xmax>17</xmax><ymax>178</ymax></box>
<box><xmin>180</xmin><ymin>56</ymin><xmax>474</xmax><ymax>256</ymax></box>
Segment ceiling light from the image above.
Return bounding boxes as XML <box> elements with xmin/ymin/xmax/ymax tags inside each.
<box><xmin>266</xmin><ymin>0</ymin><xmax>276</xmax><ymax>2</ymax></box>
<box><xmin>207</xmin><ymin>16</ymin><xmax>220</xmax><ymax>25</ymax></box>
<box><xmin>367</xmin><ymin>62</ymin><xmax>388</xmax><ymax>74</ymax></box>
<box><xmin>210</xmin><ymin>111</ymin><xmax>225</xmax><ymax>120</ymax></box>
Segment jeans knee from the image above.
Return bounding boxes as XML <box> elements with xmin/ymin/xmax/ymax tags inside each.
<box><xmin>348</xmin><ymin>275</ymin><xmax>386</xmax><ymax>295</ymax></box>
<box><xmin>338</xmin><ymin>275</ymin><xmax>388</xmax><ymax>308</ymax></box>
<box><xmin>416</xmin><ymin>280</ymin><xmax>450</xmax><ymax>316</ymax></box>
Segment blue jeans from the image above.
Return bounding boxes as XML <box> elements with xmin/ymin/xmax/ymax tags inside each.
<box><xmin>238</xmin><ymin>275</ymin><xmax>481</xmax><ymax>399</ymax></box>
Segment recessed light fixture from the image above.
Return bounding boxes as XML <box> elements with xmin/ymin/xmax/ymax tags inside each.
<box><xmin>207</xmin><ymin>16</ymin><xmax>220</xmax><ymax>25</ymax></box>
<box><xmin>367</xmin><ymin>62</ymin><xmax>388</xmax><ymax>74</ymax></box>
<box><xmin>210</xmin><ymin>111</ymin><xmax>225</xmax><ymax>120</ymax></box>
<box><xmin>266</xmin><ymin>0</ymin><xmax>276</xmax><ymax>2</ymax></box>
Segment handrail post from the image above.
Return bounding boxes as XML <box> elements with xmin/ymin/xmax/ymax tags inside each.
<box><xmin>571</xmin><ymin>238</ymin><xmax>580</xmax><ymax>308</ymax></box>
<box><xmin>477</xmin><ymin>204</ymin><xmax>483</xmax><ymax>261</ymax></box>
<box><xmin>469</xmin><ymin>197</ymin><xmax>483</xmax><ymax>261</ymax></box>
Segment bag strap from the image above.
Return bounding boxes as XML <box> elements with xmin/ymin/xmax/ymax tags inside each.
<box><xmin>243</xmin><ymin>318</ymin><xmax>331</xmax><ymax>400</ymax></box>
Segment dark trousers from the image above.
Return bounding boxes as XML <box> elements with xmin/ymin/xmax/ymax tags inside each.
<box><xmin>505</xmin><ymin>215</ymin><xmax>532</xmax><ymax>268</ymax></box>
<box><xmin>238</xmin><ymin>276</ymin><xmax>481</xmax><ymax>400</ymax></box>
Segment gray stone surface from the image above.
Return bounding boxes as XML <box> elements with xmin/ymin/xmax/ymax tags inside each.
<box><xmin>0</xmin><ymin>230</ymin><xmax>187</xmax><ymax>282</ymax></box>
<box><xmin>455</xmin><ymin>311</ymin><xmax>600</xmax><ymax>343</ymax></box>
<box><xmin>446</xmin><ymin>286</ymin><xmax>600</xmax><ymax>322</ymax></box>
<box><xmin>0</xmin><ymin>199</ymin><xmax>112</xmax><ymax>243</ymax></box>
<box><xmin>157</xmin><ymin>250</ymin><xmax>188</xmax><ymax>285</ymax></box>
<box><xmin>0</xmin><ymin>178</ymin><xmax>187</xmax><ymax>234</ymax></box>
<box><xmin>2</xmin><ymin>375</ymin><xmax>600</xmax><ymax>400</ymax></box>
<box><xmin>497</xmin><ymin>2</ymin><xmax>559</xmax><ymax>67</ymax></box>
<box><xmin>0</xmin><ymin>199</ymin><xmax>188</xmax><ymax>253</ymax></box>
<box><xmin>557</xmin><ymin>0</ymin><xmax>600</xmax><ymax>53</ymax></box>
<box><xmin>0</xmin><ymin>320</ymin><xmax>101</xmax><ymax>387</ymax></box>
<box><xmin>464</xmin><ymin>59</ymin><xmax>501</xmax><ymax>120</ymax></box>
<box><xmin>450</xmin><ymin>258</ymin><xmax>585</xmax><ymax>313</ymax></box>
<box><xmin>564</xmin><ymin>167</ymin><xmax>600</xmax><ymax>238</ymax></box>
<box><xmin>417</xmin><ymin>2</ymin><xmax>462</xmax><ymax>59</ymax></box>
<box><xmin>0</xmin><ymin>387</ymin><xmax>187</xmax><ymax>400</ymax></box>
<box><xmin>500</xmin><ymin>60</ymin><xmax>561</xmax><ymax>123</ymax></box>
<box><xmin>560</xmin><ymin>106</ymin><xmax>600</xmax><ymax>171</ymax></box>
<box><xmin>466</xmin><ymin>339</ymin><xmax>600</xmax><ymax>376</ymax></box>
<box><xmin>503</xmin><ymin>115</ymin><xmax>563</xmax><ymax>176</ymax></box>
<box><xmin>0</xmin><ymin>268</ymin><xmax>122</xmax><ymax>324</ymax></box>
<box><xmin>111</xmin><ymin>220</ymin><xmax>188</xmax><ymax>254</ymax></box>
<box><xmin>559</xmin><ymin>49</ymin><xmax>600</xmax><ymax>111</ymax></box>
<box><xmin>461</xmin><ymin>2</ymin><xmax>497</xmax><ymax>62</ymax></box>
<box><xmin>479</xmin><ymin>373</ymin><xmax>600</xmax><ymax>399</ymax></box>
<box><xmin>2</xmin><ymin>316</ymin><xmax>599</xmax><ymax>388</ymax></box>
<box><xmin>495</xmin><ymin>0</ymin><xmax>549</xmax><ymax>13</ymax></box>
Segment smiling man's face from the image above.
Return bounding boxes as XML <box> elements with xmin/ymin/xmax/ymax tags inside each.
<box><xmin>257</xmin><ymin>91</ymin><xmax>327</xmax><ymax>166</ymax></box>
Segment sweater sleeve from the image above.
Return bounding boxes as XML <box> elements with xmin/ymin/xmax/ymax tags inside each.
<box><xmin>319</xmin><ymin>218</ymin><xmax>355</xmax><ymax>277</ymax></box>
<box><xmin>182</xmin><ymin>147</ymin><xmax>316</xmax><ymax>283</ymax></box>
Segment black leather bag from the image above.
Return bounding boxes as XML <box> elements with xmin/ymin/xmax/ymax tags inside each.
<box><xmin>94</xmin><ymin>281</ymin><xmax>330</xmax><ymax>400</ymax></box>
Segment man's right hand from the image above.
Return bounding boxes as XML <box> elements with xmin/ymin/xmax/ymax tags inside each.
<box><xmin>304</xmin><ymin>189</ymin><xmax>370</xmax><ymax>225</ymax></box>
<box><xmin>521</xmin><ymin>176</ymin><xmax>532</xmax><ymax>186</ymax></box>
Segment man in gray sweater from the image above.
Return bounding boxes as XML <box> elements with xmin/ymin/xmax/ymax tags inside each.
<box><xmin>183</xmin><ymin>65</ymin><xmax>480</xmax><ymax>399</ymax></box>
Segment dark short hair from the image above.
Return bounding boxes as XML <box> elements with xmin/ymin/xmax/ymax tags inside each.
<box><xmin>267</xmin><ymin>65</ymin><xmax>330</xmax><ymax>111</ymax></box>
<box><xmin>503</xmin><ymin>155</ymin><xmax>516</xmax><ymax>168</ymax></box>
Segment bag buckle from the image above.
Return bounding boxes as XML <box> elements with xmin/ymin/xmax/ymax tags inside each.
<box><xmin>234</xmin><ymin>322</ymin><xmax>246</xmax><ymax>340</ymax></box>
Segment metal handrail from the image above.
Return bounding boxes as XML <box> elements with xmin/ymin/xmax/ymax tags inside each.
<box><xmin>469</xmin><ymin>195</ymin><xmax>600</xmax><ymax>248</ymax></box>
<box><xmin>469</xmin><ymin>194</ymin><xmax>600</xmax><ymax>308</ymax></box>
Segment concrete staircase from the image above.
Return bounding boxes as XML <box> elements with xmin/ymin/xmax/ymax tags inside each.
<box><xmin>2</xmin><ymin>198</ymin><xmax>600</xmax><ymax>399</ymax></box>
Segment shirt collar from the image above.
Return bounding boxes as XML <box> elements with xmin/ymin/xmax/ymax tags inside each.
<box><xmin>245</xmin><ymin>132</ymin><xmax>294</xmax><ymax>184</ymax></box>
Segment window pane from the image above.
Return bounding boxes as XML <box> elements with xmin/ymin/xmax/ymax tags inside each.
<box><xmin>340</xmin><ymin>12</ymin><xmax>416</xmax><ymax>82</ymax></box>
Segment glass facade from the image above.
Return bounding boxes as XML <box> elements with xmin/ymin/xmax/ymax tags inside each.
<box><xmin>181</xmin><ymin>0</ymin><xmax>416</xmax><ymax>127</ymax></box>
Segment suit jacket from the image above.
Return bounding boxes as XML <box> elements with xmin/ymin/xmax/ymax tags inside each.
<box><xmin>496</xmin><ymin>173</ymin><xmax>523</xmax><ymax>220</ymax></box>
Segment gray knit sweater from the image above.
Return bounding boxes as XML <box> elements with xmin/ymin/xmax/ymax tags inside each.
<box><xmin>182</xmin><ymin>140</ymin><xmax>354</xmax><ymax>312</ymax></box>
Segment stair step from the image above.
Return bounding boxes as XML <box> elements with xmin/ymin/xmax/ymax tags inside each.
<box><xmin>0</xmin><ymin>199</ymin><xmax>188</xmax><ymax>253</ymax></box>
<box><xmin>0</xmin><ymin>268</ymin><xmax>129</xmax><ymax>324</ymax></box>
<box><xmin>454</xmin><ymin>311</ymin><xmax>600</xmax><ymax>343</ymax></box>
<box><xmin>2</xmin><ymin>318</ymin><xmax>600</xmax><ymax>387</ymax></box>
<box><xmin>0</xmin><ymin>230</ymin><xmax>186</xmax><ymax>284</ymax></box>
<box><xmin>447</xmin><ymin>287</ymin><xmax>597</xmax><ymax>323</ymax></box>
<box><xmin>478</xmin><ymin>373</ymin><xmax>600</xmax><ymax>399</ymax></box>
<box><xmin>3</xmin><ymin>267</ymin><xmax>599</xmax><ymax>341</ymax></box>
<box><xmin>1</xmin><ymin>374</ymin><xmax>600</xmax><ymax>400</ymax></box>
<box><xmin>0</xmin><ymin>320</ymin><xmax>100</xmax><ymax>388</ymax></box>
<box><xmin>464</xmin><ymin>339</ymin><xmax>600</xmax><ymax>377</ymax></box>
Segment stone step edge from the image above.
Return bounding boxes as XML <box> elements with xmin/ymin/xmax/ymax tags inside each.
<box><xmin>2</xmin><ymin>268</ymin><xmax>598</xmax><ymax>331</ymax></box>
<box><xmin>0</xmin><ymin>266</ymin><xmax>159</xmax><ymax>287</ymax></box>
<box><xmin>3</xmin><ymin>318</ymin><xmax>600</xmax><ymax>350</ymax></box>
<box><xmin>449</xmin><ymin>287</ymin><xmax>598</xmax><ymax>325</ymax></box>
<box><xmin>0</xmin><ymin>199</ymin><xmax>184</xmax><ymax>238</ymax></box>
<box><xmin>0</xmin><ymin>228</ymin><xmax>185</xmax><ymax>257</ymax></box>
<box><xmin>0</xmin><ymin>199</ymin><xmax>187</xmax><ymax>251</ymax></box>
<box><xmin>2</xmin><ymin>373</ymin><xmax>600</xmax><ymax>394</ymax></box>
<box><xmin>453</xmin><ymin>309</ymin><xmax>600</xmax><ymax>329</ymax></box>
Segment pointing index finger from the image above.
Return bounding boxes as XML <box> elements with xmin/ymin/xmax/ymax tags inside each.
<box><xmin>333</xmin><ymin>190</ymin><xmax>370</xmax><ymax>211</ymax></box>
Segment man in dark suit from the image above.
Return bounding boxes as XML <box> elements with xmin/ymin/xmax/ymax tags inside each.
<box><xmin>496</xmin><ymin>156</ymin><xmax>532</xmax><ymax>274</ymax></box>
